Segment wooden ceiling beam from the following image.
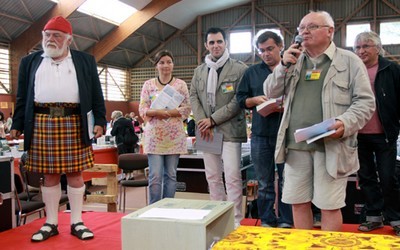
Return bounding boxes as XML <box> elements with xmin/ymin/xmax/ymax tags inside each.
<box><xmin>381</xmin><ymin>0</ymin><xmax>400</xmax><ymax>15</ymax></box>
<box><xmin>255</xmin><ymin>6</ymin><xmax>293</xmax><ymax>36</ymax></box>
<box><xmin>335</xmin><ymin>0</ymin><xmax>370</xmax><ymax>31</ymax></box>
<box><xmin>134</xmin><ymin>19</ymin><xmax>196</xmax><ymax>67</ymax></box>
<box><xmin>91</xmin><ymin>0</ymin><xmax>181</xmax><ymax>62</ymax></box>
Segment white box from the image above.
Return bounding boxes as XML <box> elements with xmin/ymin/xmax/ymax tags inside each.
<box><xmin>121</xmin><ymin>198</ymin><xmax>234</xmax><ymax>250</ymax></box>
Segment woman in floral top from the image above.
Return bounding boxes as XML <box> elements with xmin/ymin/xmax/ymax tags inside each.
<box><xmin>139</xmin><ymin>50</ymin><xmax>191</xmax><ymax>204</ymax></box>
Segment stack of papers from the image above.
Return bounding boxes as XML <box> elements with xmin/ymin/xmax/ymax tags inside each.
<box><xmin>294</xmin><ymin>118</ymin><xmax>336</xmax><ymax>144</ymax></box>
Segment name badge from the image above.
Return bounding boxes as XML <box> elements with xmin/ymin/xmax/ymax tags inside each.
<box><xmin>305</xmin><ymin>69</ymin><xmax>322</xmax><ymax>80</ymax></box>
<box><xmin>222</xmin><ymin>83</ymin><xmax>234</xmax><ymax>93</ymax></box>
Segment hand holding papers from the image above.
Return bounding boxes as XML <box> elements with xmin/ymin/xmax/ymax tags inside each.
<box><xmin>294</xmin><ymin>118</ymin><xmax>336</xmax><ymax>144</ymax></box>
<box><xmin>256</xmin><ymin>98</ymin><xmax>283</xmax><ymax>117</ymax></box>
<box><xmin>150</xmin><ymin>84</ymin><xmax>184</xmax><ymax>110</ymax></box>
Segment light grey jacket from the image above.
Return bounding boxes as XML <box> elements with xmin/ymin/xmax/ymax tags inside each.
<box><xmin>264</xmin><ymin>43</ymin><xmax>375</xmax><ymax>179</ymax></box>
<box><xmin>190</xmin><ymin>58</ymin><xmax>248</xmax><ymax>142</ymax></box>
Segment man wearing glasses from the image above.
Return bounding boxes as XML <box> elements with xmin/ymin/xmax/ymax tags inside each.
<box><xmin>237</xmin><ymin>30</ymin><xmax>293</xmax><ymax>228</ymax></box>
<box><xmin>264</xmin><ymin>11</ymin><xmax>375</xmax><ymax>231</ymax></box>
<box><xmin>354</xmin><ymin>31</ymin><xmax>400</xmax><ymax>236</ymax></box>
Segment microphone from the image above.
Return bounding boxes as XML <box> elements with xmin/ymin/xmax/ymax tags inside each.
<box><xmin>285</xmin><ymin>35</ymin><xmax>303</xmax><ymax>68</ymax></box>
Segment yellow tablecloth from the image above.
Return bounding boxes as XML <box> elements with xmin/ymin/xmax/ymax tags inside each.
<box><xmin>213</xmin><ymin>226</ymin><xmax>400</xmax><ymax>249</ymax></box>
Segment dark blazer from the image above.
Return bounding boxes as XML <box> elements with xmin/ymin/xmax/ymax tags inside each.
<box><xmin>12</xmin><ymin>50</ymin><xmax>107</xmax><ymax>150</ymax></box>
<box><xmin>373</xmin><ymin>55</ymin><xmax>400</xmax><ymax>142</ymax></box>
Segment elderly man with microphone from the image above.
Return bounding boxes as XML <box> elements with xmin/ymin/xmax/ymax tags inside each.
<box><xmin>263</xmin><ymin>10</ymin><xmax>375</xmax><ymax>231</ymax></box>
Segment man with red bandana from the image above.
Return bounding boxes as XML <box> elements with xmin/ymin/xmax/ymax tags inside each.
<box><xmin>11</xmin><ymin>16</ymin><xmax>106</xmax><ymax>242</ymax></box>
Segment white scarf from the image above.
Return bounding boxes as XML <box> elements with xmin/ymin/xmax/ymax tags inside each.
<box><xmin>205</xmin><ymin>49</ymin><xmax>230</xmax><ymax>109</ymax></box>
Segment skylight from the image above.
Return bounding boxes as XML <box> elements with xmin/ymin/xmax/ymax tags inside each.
<box><xmin>76</xmin><ymin>0</ymin><xmax>137</xmax><ymax>25</ymax></box>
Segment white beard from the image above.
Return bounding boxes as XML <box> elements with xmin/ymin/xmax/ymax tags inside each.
<box><xmin>42</xmin><ymin>41</ymin><xmax>67</xmax><ymax>58</ymax></box>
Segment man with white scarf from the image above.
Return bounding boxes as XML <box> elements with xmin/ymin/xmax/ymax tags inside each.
<box><xmin>190</xmin><ymin>27</ymin><xmax>248</xmax><ymax>228</ymax></box>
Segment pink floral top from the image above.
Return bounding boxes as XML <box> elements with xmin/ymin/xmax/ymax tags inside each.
<box><xmin>139</xmin><ymin>78</ymin><xmax>191</xmax><ymax>154</ymax></box>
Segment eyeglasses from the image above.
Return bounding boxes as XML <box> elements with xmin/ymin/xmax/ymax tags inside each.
<box><xmin>354</xmin><ymin>44</ymin><xmax>376</xmax><ymax>52</ymax></box>
<box><xmin>297</xmin><ymin>24</ymin><xmax>331</xmax><ymax>32</ymax></box>
<box><xmin>257</xmin><ymin>46</ymin><xmax>277</xmax><ymax>54</ymax></box>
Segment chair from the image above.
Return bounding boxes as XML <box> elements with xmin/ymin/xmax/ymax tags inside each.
<box><xmin>14</xmin><ymin>174</ymin><xmax>45</xmax><ymax>226</ymax></box>
<box><xmin>18</xmin><ymin>157</ymin><xmax>69</xmax><ymax>208</ymax></box>
<box><xmin>118</xmin><ymin>153</ymin><xmax>149</xmax><ymax>213</ymax></box>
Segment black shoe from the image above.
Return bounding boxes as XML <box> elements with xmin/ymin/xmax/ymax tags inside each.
<box><xmin>71</xmin><ymin>222</ymin><xmax>94</xmax><ymax>240</ymax></box>
<box><xmin>31</xmin><ymin>223</ymin><xmax>59</xmax><ymax>242</ymax></box>
<box><xmin>358</xmin><ymin>221</ymin><xmax>384</xmax><ymax>232</ymax></box>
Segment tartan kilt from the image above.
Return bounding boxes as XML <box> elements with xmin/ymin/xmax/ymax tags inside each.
<box><xmin>25</xmin><ymin>113</ymin><xmax>94</xmax><ymax>174</ymax></box>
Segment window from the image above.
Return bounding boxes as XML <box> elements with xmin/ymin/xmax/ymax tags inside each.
<box><xmin>98</xmin><ymin>66</ymin><xmax>128</xmax><ymax>101</ymax></box>
<box><xmin>0</xmin><ymin>46</ymin><xmax>10</xmax><ymax>94</ymax></box>
<box><xmin>346</xmin><ymin>23</ymin><xmax>371</xmax><ymax>47</ymax></box>
<box><xmin>76</xmin><ymin>0</ymin><xmax>137</xmax><ymax>25</ymax></box>
<box><xmin>380</xmin><ymin>21</ymin><xmax>400</xmax><ymax>45</ymax></box>
<box><xmin>230</xmin><ymin>32</ymin><xmax>252</xmax><ymax>54</ymax></box>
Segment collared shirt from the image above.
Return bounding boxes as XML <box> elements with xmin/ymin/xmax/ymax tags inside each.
<box><xmin>304</xmin><ymin>41</ymin><xmax>336</xmax><ymax>62</ymax></box>
<box><xmin>237</xmin><ymin>61</ymin><xmax>281</xmax><ymax>137</ymax></box>
<box><xmin>34</xmin><ymin>50</ymin><xmax>79</xmax><ymax>103</ymax></box>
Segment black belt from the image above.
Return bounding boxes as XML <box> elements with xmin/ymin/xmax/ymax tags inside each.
<box><xmin>34</xmin><ymin>106</ymin><xmax>80</xmax><ymax>117</ymax></box>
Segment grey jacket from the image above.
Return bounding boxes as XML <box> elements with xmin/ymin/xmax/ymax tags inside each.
<box><xmin>190</xmin><ymin>58</ymin><xmax>248</xmax><ymax>142</ymax></box>
<box><xmin>264</xmin><ymin>43</ymin><xmax>375</xmax><ymax>178</ymax></box>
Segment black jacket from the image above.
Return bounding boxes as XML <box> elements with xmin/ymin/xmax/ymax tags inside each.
<box><xmin>110</xmin><ymin>117</ymin><xmax>135</xmax><ymax>145</ymax></box>
<box><xmin>373</xmin><ymin>56</ymin><xmax>400</xmax><ymax>142</ymax></box>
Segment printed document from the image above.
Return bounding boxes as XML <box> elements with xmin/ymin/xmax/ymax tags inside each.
<box><xmin>195</xmin><ymin>129</ymin><xmax>223</xmax><ymax>154</ymax></box>
<box><xmin>150</xmin><ymin>84</ymin><xmax>184</xmax><ymax>110</ymax></box>
<box><xmin>294</xmin><ymin>118</ymin><xmax>336</xmax><ymax>144</ymax></box>
<box><xmin>87</xmin><ymin>110</ymin><xmax>94</xmax><ymax>139</ymax></box>
<box><xmin>138</xmin><ymin>208</ymin><xmax>211</xmax><ymax>220</ymax></box>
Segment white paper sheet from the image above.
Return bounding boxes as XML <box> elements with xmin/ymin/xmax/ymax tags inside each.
<box><xmin>150</xmin><ymin>84</ymin><xmax>184</xmax><ymax>110</ymax></box>
<box><xmin>294</xmin><ymin>118</ymin><xmax>336</xmax><ymax>143</ymax></box>
<box><xmin>138</xmin><ymin>208</ymin><xmax>211</xmax><ymax>220</ymax></box>
<box><xmin>87</xmin><ymin>110</ymin><xmax>95</xmax><ymax>139</ymax></box>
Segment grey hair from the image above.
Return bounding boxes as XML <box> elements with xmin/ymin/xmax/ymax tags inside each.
<box><xmin>111</xmin><ymin>110</ymin><xmax>123</xmax><ymax>120</ymax></box>
<box><xmin>354</xmin><ymin>31</ymin><xmax>384</xmax><ymax>56</ymax></box>
<box><xmin>308</xmin><ymin>10</ymin><xmax>335</xmax><ymax>40</ymax></box>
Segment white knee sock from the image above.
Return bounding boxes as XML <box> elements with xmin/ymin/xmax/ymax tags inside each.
<box><xmin>67</xmin><ymin>185</ymin><xmax>85</xmax><ymax>225</ymax></box>
<box><xmin>42</xmin><ymin>183</ymin><xmax>61</xmax><ymax>225</ymax></box>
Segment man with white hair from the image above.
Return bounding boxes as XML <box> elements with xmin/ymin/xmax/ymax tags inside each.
<box><xmin>354</xmin><ymin>31</ymin><xmax>400</xmax><ymax>236</ymax></box>
<box><xmin>11</xmin><ymin>16</ymin><xmax>106</xmax><ymax>241</ymax></box>
<box><xmin>264</xmin><ymin>10</ymin><xmax>375</xmax><ymax>231</ymax></box>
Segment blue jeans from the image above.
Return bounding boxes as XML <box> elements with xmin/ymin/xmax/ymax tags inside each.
<box><xmin>251</xmin><ymin>135</ymin><xmax>293</xmax><ymax>226</ymax></box>
<box><xmin>357</xmin><ymin>134</ymin><xmax>400</xmax><ymax>225</ymax></box>
<box><xmin>147</xmin><ymin>154</ymin><xmax>180</xmax><ymax>204</ymax></box>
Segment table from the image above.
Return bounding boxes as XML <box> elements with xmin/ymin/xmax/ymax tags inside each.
<box><xmin>121</xmin><ymin>198</ymin><xmax>234</xmax><ymax>250</ymax></box>
<box><xmin>213</xmin><ymin>225</ymin><xmax>400</xmax><ymax>249</ymax></box>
